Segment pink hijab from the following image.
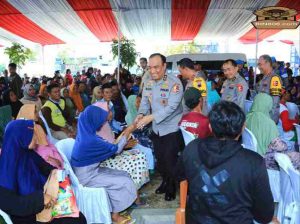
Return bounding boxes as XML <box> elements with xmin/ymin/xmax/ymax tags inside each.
<box><xmin>93</xmin><ymin>101</ymin><xmax>115</xmax><ymax>143</ymax></box>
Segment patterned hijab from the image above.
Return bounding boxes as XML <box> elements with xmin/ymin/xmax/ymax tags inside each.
<box><xmin>23</xmin><ymin>84</ymin><xmax>38</xmax><ymax>101</ymax></box>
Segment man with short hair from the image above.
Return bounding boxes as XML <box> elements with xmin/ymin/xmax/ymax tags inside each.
<box><xmin>8</xmin><ymin>63</ymin><xmax>23</xmax><ymax>99</ymax></box>
<box><xmin>179</xmin><ymin>87</ymin><xmax>211</xmax><ymax>139</ymax></box>
<box><xmin>221</xmin><ymin>59</ymin><xmax>248</xmax><ymax>110</ymax></box>
<box><xmin>41</xmin><ymin>84</ymin><xmax>74</xmax><ymax>140</ymax></box>
<box><xmin>100</xmin><ymin>83</ymin><xmax>123</xmax><ymax>133</ymax></box>
<box><xmin>257</xmin><ymin>54</ymin><xmax>283</xmax><ymax>123</ymax></box>
<box><xmin>139</xmin><ymin>57</ymin><xmax>151</xmax><ymax>92</ymax></box>
<box><xmin>178</xmin><ymin>58</ymin><xmax>208</xmax><ymax>115</ymax></box>
<box><xmin>136</xmin><ymin>53</ymin><xmax>184</xmax><ymax>201</ymax></box>
<box><xmin>177</xmin><ymin>101</ymin><xmax>274</xmax><ymax>224</ymax></box>
<box><xmin>193</xmin><ymin>61</ymin><xmax>206</xmax><ymax>78</ymax></box>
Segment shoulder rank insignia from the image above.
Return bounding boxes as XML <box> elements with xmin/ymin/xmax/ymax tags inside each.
<box><xmin>192</xmin><ymin>77</ymin><xmax>207</xmax><ymax>97</ymax></box>
<box><xmin>270</xmin><ymin>75</ymin><xmax>282</xmax><ymax>96</ymax></box>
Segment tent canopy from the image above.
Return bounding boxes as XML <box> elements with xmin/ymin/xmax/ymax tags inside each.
<box><xmin>0</xmin><ymin>0</ymin><xmax>299</xmax><ymax>46</ymax></box>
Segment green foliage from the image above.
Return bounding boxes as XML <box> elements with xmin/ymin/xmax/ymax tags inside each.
<box><xmin>165</xmin><ymin>41</ymin><xmax>203</xmax><ymax>55</ymax></box>
<box><xmin>57</xmin><ymin>47</ymin><xmax>73</xmax><ymax>64</ymax></box>
<box><xmin>4</xmin><ymin>42</ymin><xmax>33</xmax><ymax>68</ymax></box>
<box><xmin>111</xmin><ymin>37</ymin><xmax>137</xmax><ymax>69</ymax></box>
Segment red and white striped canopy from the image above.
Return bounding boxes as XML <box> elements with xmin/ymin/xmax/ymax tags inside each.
<box><xmin>0</xmin><ymin>0</ymin><xmax>298</xmax><ymax>46</ymax></box>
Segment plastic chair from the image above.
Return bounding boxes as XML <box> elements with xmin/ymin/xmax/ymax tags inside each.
<box><xmin>55</xmin><ymin>138</ymin><xmax>112</xmax><ymax>224</ymax></box>
<box><xmin>287</xmin><ymin>163</ymin><xmax>300</xmax><ymax>224</ymax></box>
<box><xmin>39</xmin><ymin>111</ymin><xmax>59</xmax><ymax>145</ymax></box>
<box><xmin>180</xmin><ymin>127</ymin><xmax>196</xmax><ymax>146</ymax></box>
<box><xmin>274</xmin><ymin>153</ymin><xmax>295</xmax><ymax>224</ymax></box>
<box><xmin>175</xmin><ymin>180</ymin><xmax>188</xmax><ymax>224</ymax></box>
<box><xmin>0</xmin><ymin>209</ymin><xmax>13</xmax><ymax>224</ymax></box>
<box><xmin>244</xmin><ymin>100</ymin><xmax>253</xmax><ymax>114</ymax></box>
<box><xmin>242</xmin><ymin>128</ymin><xmax>258</xmax><ymax>152</ymax></box>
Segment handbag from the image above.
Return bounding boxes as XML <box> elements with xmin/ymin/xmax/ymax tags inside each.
<box><xmin>52</xmin><ymin>177</ymin><xmax>79</xmax><ymax>218</ymax></box>
<box><xmin>36</xmin><ymin>170</ymin><xmax>59</xmax><ymax>222</ymax></box>
<box><xmin>175</xmin><ymin>180</ymin><xmax>188</xmax><ymax>224</ymax></box>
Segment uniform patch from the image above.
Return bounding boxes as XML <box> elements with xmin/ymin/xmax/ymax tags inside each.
<box><xmin>237</xmin><ymin>84</ymin><xmax>243</xmax><ymax>92</ymax></box>
<box><xmin>172</xmin><ymin>83</ymin><xmax>180</xmax><ymax>93</ymax></box>
<box><xmin>192</xmin><ymin>77</ymin><xmax>207</xmax><ymax>96</ymax></box>
<box><xmin>160</xmin><ymin>99</ymin><xmax>168</xmax><ymax>106</ymax></box>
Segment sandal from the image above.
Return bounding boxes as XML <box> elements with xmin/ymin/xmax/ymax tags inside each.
<box><xmin>113</xmin><ymin>216</ymin><xmax>136</xmax><ymax>224</ymax></box>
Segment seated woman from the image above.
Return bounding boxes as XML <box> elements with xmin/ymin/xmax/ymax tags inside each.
<box><xmin>125</xmin><ymin>95</ymin><xmax>154</xmax><ymax>170</ymax></box>
<box><xmin>61</xmin><ymin>87</ymin><xmax>77</xmax><ymax>124</ymax></box>
<box><xmin>69</xmin><ymin>82</ymin><xmax>84</xmax><ymax>113</ymax></box>
<box><xmin>39</xmin><ymin>83</ymin><xmax>48</xmax><ymax>106</ymax></box>
<box><xmin>3</xmin><ymin>89</ymin><xmax>23</xmax><ymax>119</ymax></box>
<box><xmin>91</xmin><ymin>86</ymin><xmax>102</xmax><ymax>104</ymax></box>
<box><xmin>20</xmin><ymin>84</ymin><xmax>43</xmax><ymax>112</ymax></box>
<box><xmin>95</xmin><ymin>101</ymin><xmax>150</xmax><ymax>188</ymax></box>
<box><xmin>264</xmin><ymin>137</ymin><xmax>300</xmax><ymax>171</ymax></box>
<box><xmin>71</xmin><ymin>105</ymin><xmax>137</xmax><ymax>224</ymax></box>
<box><xmin>278</xmin><ymin>89</ymin><xmax>299</xmax><ymax>150</ymax></box>
<box><xmin>246</xmin><ymin>93</ymin><xmax>281</xmax><ymax>155</ymax></box>
<box><xmin>0</xmin><ymin>120</ymin><xmax>86</xmax><ymax>224</ymax></box>
<box><xmin>17</xmin><ymin>104</ymin><xmax>63</xmax><ymax>169</ymax></box>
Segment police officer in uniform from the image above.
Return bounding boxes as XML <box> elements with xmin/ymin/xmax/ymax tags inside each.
<box><xmin>221</xmin><ymin>59</ymin><xmax>248</xmax><ymax>110</ymax></box>
<box><xmin>256</xmin><ymin>54</ymin><xmax>282</xmax><ymax>123</ymax></box>
<box><xmin>177</xmin><ymin>58</ymin><xmax>208</xmax><ymax>115</ymax></box>
<box><xmin>136</xmin><ymin>53</ymin><xmax>184</xmax><ymax>201</ymax></box>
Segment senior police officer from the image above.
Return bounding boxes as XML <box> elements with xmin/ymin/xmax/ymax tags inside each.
<box><xmin>221</xmin><ymin>59</ymin><xmax>248</xmax><ymax>110</ymax></box>
<box><xmin>135</xmin><ymin>53</ymin><xmax>184</xmax><ymax>201</ymax></box>
<box><xmin>256</xmin><ymin>54</ymin><xmax>283</xmax><ymax>123</ymax></box>
<box><xmin>177</xmin><ymin>58</ymin><xmax>208</xmax><ymax>115</ymax></box>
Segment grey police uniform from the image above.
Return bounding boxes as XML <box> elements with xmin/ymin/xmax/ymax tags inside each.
<box><xmin>221</xmin><ymin>73</ymin><xmax>249</xmax><ymax>110</ymax></box>
<box><xmin>138</xmin><ymin>74</ymin><xmax>183</xmax><ymax>136</ymax></box>
<box><xmin>256</xmin><ymin>73</ymin><xmax>282</xmax><ymax>123</ymax></box>
<box><xmin>138</xmin><ymin>73</ymin><xmax>184</xmax><ymax>196</ymax></box>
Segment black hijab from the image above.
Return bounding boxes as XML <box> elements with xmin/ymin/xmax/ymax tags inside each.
<box><xmin>3</xmin><ymin>89</ymin><xmax>23</xmax><ymax>119</ymax></box>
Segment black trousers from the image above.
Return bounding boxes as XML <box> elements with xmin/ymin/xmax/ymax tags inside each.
<box><xmin>151</xmin><ymin>130</ymin><xmax>184</xmax><ymax>180</ymax></box>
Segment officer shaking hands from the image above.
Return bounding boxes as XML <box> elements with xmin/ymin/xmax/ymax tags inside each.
<box><xmin>135</xmin><ymin>53</ymin><xmax>184</xmax><ymax>201</ymax></box>
<box><xmin>221</xmin><ymin>59</ymin><xmax>249</xmax><ymax>110</ymax></box>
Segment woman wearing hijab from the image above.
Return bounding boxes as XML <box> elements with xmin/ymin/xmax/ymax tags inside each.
<box><xmin>69</xmin><ymin>82</ymin><xmax>84</xmax><ymax>112</ymax></box>
<box><xmin>60</xmin><ymin>87</ymin><xmax>77</xmax><ymax>124</ymax></box>
<box><xmin>3</xmin><ymin>89</ymin><xmax>23</xmax><ymax>119</ymax></box>
<box><xmin>246</xmin><ymin>93</ymin><xmax>280</xmax><ymax>155</ymax></box>
<box><xmin>124</xmin><ymin>95</ymin><xmax>154</xmax><ymax>170</ymax></box>
<box><xmin>0</xmin><ymin>120</ymin><xmax>86</xmax><ymax>224</ymax></box>
<box><xmin>39</xmin><ymin>82</ymin><xmax>48</xmax><ymax>106</ymax></box>
<box><xmin>91</xmin><ymin>86</ymin><xmax>102</xmax><ymax>104</ymax></box>
<box><xmin>94</xmin><ymin>101</ymin><xmax>150</xmax><ymax>188</ymax></box>
<box><xmin>264</xmin><ymin>137</ymin><xmax>300</xmax><ymax>171</ymax></box>
<box><xmin>21</xmin><ymin>84</ymin><xmax>43</xmax><ymax>112</ymax></box>
<box><xmin>17</xmin><ymin>104</ymin><xmax>63</xmax><ymax>169</ymax></box>
<box><xmin>71</xmin><ymin>105</ymin><xmax>137</xmax><ymax>224</ymax></box>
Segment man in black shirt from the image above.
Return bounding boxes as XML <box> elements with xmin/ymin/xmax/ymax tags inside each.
<box><xmin>177</xmin><ymin>101</ymin><xmax>274</xmax><ymax>224</ymax></box>
<box><xmin>8</xmin><ymin>63</ymin><xmax>23</xmax><ymax>99</ymax></box>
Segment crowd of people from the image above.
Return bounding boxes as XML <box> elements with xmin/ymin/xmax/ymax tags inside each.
<box><xmin>0</xmin><ymin>52</ymin><xmax>299</xmax><ymax>223</ymax></box>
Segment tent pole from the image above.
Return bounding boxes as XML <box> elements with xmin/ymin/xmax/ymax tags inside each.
<box><xmin>254</xmin><ymin>28</ymin><xmax>259</xmax><ymax>89</ymax></box>
<box><xmin>42</xmin><ymin>45</ymin><xmax>45</xmax><ymax>76</ymax></box>
<box><xmin>298</xmin><ymin>25</ymin><xmax>300</xmax><ymax>76</ymax></box>
<box><xmin>117</xmin><ymin>7</ymin><xmax>121</xmax><ymax>83</ymax></box>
